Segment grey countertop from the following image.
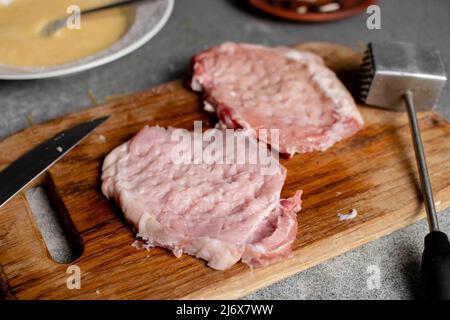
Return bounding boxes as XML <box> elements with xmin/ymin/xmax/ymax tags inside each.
<box><xmin>1</xmin><ymin>0</ymin><xmax>450</xmax><ymax>300</ymax></box>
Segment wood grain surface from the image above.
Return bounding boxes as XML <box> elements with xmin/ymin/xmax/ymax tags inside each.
<box><xmin>1</xmin><ymin>42</ymin><xmax>450</xmax><ymax>300</ymax></box>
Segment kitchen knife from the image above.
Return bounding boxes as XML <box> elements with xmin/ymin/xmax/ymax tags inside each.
<box><xmin>0</xmin><ymin>116</ymin><xmax>109</xmax><ymax>209</ymax></box>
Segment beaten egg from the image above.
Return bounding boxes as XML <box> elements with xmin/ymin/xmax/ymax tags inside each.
<box><xmin>0</xmin><ymin>0</ymin><xmax>134</xmax><ymax>67</ymax></box>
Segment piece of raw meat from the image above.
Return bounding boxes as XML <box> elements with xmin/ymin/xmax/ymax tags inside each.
<box><xmin>101</xmin><ymin>126</ymin><xmax>302</xmax><ymax>270</ymax></box>
<box><xmin>190</xmin><ymin>42</ymin><xmax>364</xmax><ymax>157</ymax></box>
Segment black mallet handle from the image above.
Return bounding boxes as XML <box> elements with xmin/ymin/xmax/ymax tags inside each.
<box><xmin>422</xmin><ymin>231</ymin><xmax>450</xmax><ymax>300</ymax></box>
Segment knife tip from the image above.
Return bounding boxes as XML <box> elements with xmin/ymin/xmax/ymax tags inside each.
<box><xmin>92</xmin><ymin>116</ymin><xmax>110</xmax><ymax>126</ymax></box>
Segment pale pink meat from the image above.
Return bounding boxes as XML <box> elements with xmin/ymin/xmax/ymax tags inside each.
<box><xmin>190</xmin><ymin>42</ymin><xmax>364</xmax><ymax>157</ymax></box>
<box><xmin>101</xmin><ymin>126</ymin><xmax>302</xmax><ymax>270</ymax></box>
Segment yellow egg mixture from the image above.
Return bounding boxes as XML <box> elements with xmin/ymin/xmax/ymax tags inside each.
<box><xmin>0</xmin><ymin>0</ymin><xmax>134</xmax><ymax>67</ymax></box>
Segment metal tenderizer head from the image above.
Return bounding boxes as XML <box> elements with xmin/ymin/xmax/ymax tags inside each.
<box><xmin>360</xmin><ymin>42</ymin><xmax>447</xmax><ymax>111</ymax></box>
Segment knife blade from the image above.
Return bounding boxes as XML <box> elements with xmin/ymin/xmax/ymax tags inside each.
<box><xmin>0</xmin><ymin>116</ymin><xmax>109</xmax><ymax>208</ymax></box>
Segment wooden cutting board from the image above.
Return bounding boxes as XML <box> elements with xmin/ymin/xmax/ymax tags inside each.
<box><xmin>1</xmin><ymin>42</ymin><xmax>450</xmax><ymax>300</ymax></box>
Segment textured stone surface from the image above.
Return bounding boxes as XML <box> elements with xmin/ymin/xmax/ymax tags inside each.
<box><xmin>1</xmin><ymin>0</ymin><xmax>450</xmax><ymax>300</ymax></box>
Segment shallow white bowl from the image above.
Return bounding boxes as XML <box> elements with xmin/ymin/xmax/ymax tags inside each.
<box><xmin>0</xmin><ymin>0</ymin><xmax>174</xmax><ymax>80</ymax></box>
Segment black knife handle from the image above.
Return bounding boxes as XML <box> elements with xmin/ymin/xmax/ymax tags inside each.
<box><xmin>422</xmin><ymin>231</ymin><xmax>450</xmax><ymax>300</ymax></box>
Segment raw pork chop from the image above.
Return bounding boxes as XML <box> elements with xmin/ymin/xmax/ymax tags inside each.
<box><xmin>101</xmin><ymin>126</ymin><xmax>302</xmax><ymax>270</ymax></box>
<box><xmin>190</xmin><ymin>42</ymin><xmax>364</xmax><ymax>157</ymax></box>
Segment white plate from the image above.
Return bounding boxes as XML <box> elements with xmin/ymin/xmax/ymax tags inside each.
<box><xmin>0</xmin><ymin>0</ymin><xmax>175</xmax><ymax>80</ymax></box>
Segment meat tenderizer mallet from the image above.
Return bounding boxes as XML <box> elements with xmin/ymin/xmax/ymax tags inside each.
<box><xmin>360</xmin><ymin>42</ymin><xmax>450</xmax><ymax>299</ymax></box>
